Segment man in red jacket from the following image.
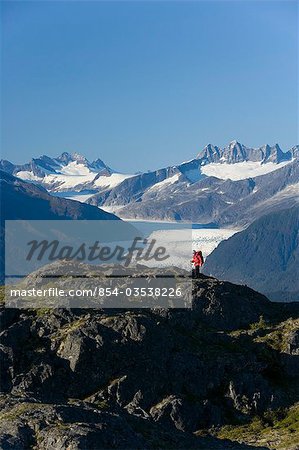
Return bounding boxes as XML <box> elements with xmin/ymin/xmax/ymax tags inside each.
<box><xmin>191</xmin><ymin>250</ymin><xmax>204</xmax><ymax>278</ymax></box>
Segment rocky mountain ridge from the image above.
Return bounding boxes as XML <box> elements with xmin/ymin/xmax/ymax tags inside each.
<box><xmin>0</xmin><ymin>270</ymin><xmax>298</xmax><ymax>449</ymax></box>
<box><xmin>196</xmin><ymin>141</ymin><xmax>299</xmax><ymax>165</ymax></box>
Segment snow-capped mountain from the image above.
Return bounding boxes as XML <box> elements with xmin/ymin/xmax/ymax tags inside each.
<box><xmin>86</xmin><ymin>141</ymin><xmax>298</xmax><ymax>220</ymax></box>
<box><xmin>178</xmin><ymin>141</ymin><xmax>297</xmax><ymax>183</ymax></box>
<box><xmin>0</xmin><ymin>151</ymin><xmax>134</xmax><ymax>197</ymax></box>
<box><xmin>1</xmin><ymin>141</ymin><xmax>298</xmax><ymax>225</ymax></box>
<box><xmin>178</xmin><ymin>141</ymin><xmax>295</xmax><ymax>181</ymax></box>
<box><xmin>89</xmin><ymin>158</ymin><xmax>298</xmax><ymax>225</ymax></box>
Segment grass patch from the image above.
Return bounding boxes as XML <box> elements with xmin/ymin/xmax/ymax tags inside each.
<box><xmin>250</xmin><ymin>315</ymin><xmax>268</xmax><ymax>331</ymax></box>
<box><xmin>229</xmin><ymin>318</ymin><xmax>299</xmax><ymax>354</ymax></box>
<box><xmin>212</xmin><ymin>403</ymin><xmax>299</xmax><ymax>450</ymax></box>
<box><xmin>254</xmin><ymin>319</ymin><xmax>299</xmax><ymax>353</ymax></box>
<box><xmin>0</xmin><ymin>403</ymin><xmax>41</xmax><ymax>421</ymax></box>
<box><xmin>35</xmin><ymin>308</ymin><xmax>54</xmax><ymax>317</ymax></box>
<box><xmin>0</xmin><ymin>286</ymin><xmax>6</xmax><ymax>305</ymax></box>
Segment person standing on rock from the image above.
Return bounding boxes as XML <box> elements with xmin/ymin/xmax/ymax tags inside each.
<box><xmin>191</xmin><ymin>250</ymin><xmax>204</xmax><ymax>278</ymax></box>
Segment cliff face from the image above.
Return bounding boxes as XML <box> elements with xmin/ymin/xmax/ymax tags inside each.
<box><xmin>0</xmin><ymin>274</ymin><xmax>298</xmax><ymax>449</ymax></box>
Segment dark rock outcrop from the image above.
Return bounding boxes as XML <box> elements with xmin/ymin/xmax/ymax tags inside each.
<box><xmin>0</xmin><ymin>272</ymin><xmax>298</xmax><ymax>449</ymax></box>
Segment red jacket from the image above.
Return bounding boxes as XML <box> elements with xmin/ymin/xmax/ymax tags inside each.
<box><xmin>192</xmin><ymin>251</ymin><xmax>204</xmax><ymax>267</ymax></box>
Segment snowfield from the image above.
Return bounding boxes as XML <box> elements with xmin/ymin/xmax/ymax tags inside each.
<box><xmin>15</xmin><ymin>171</ymin><xmax>43</xmax><ymax>182</ymax></box>
<box><xmin>148</xmin><ymin>174</ymin><xmax>180</xmax><ymax>191</ymax></box>
<box><xmin>61</xmin><ymin>192</ymin><xmax>95</xmax><ymax>203</ymax></box>
<box><xmin>201</xmin><ymin>160</ymin><xmax>293</xmax><ymax>181</ymax></box>
<box><xmin>93</xmin><ymin>172</ymin><xmax>134</xmax><ymax>189</ymax></box>
<box><xmin>17</xmin><ymin>161</ymin><xmax>135</xmax><ymax>193</ymax></box>
<box><xmin>58</xmin><ymin>161</ymin><xmax>92</xmax><ymax>176</ymax></box>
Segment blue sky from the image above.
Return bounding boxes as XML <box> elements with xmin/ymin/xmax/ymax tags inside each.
<box><xmin>1</xmin><ymin>1</ymin><xmax>298</xmax><ymax>172</ymax></box>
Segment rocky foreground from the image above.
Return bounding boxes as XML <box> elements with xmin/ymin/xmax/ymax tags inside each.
<box><xmin>0</xmin><ymin>274</ymin><xmax>298</xmax><ymax>449</ymax></box>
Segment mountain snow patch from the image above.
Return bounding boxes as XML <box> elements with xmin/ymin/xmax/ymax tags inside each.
<box><xmin>93</xmin><ymin>172</ymin><xmax>134</xmax><ymax>189</ymax></box>
<box><xmin>148</xmin><ymin>174</ymin><xmax>180</xmax><ymax>191</ymax></box>
<box><xmin>15</xmin><ymin>171</ymin><xmax>43</xmax><ymax>182</ymax></box>
<box><xmin>201</xmin><ymin>160</ymin><xmax>293</xmax><ymax>181</ymax></box>
<box><xmin>58</xmin><ymin>161</ymin><xmax>92</xmax><ymax>176</ymax></box>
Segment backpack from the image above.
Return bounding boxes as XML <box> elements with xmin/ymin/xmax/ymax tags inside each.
<box><xmin>197</xmin><ymin>251</ymin><xmax>204</xmax><ymax>265</ymax></box>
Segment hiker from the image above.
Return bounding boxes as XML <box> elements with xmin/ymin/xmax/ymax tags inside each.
<box><xmin>191</xmin><ymin>250</ymin><xmax>204</xmax><ymax>278</ymax></box>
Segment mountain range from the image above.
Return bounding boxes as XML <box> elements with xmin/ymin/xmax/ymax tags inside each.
<box><xmin>1</xmin><ymin>141</ymin><xmax>298</xmax><ymax>226</ymax></box>
<box><xmin>0</xmin><ymin>151</ymin><xmax>132</xmax><ymax>199</ymax></box>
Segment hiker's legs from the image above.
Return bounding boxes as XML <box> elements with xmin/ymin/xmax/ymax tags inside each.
<box><xmin>195</xmin><ymin>266</ymin><xmax>200</xmax><ymax>278</ymax></box>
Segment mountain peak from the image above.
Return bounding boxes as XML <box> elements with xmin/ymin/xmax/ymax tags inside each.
<box><xmin>71</xmin><ymin>152</ymin><xmax>88</xmax><ymax>163</ymax></box>
<box><xmin>273</xmin><ymin>143</ymin><xmax>282</xmax><ymax>151</ymax></box>
<box><xmin>56</xmin><ymin>152</ymin><xmax>72</xmax><ymax>164</ymax></box>
<box><xmin>55</xmin><ymin>151</ymin><xmax>89</xmax><ymax>165</ymax></box>
<box><xmin>194</xmin><ymin>141</ymin><xmax>293</xmax><ymax>165</ymax></box>
<box><xmin>90</xmin><ymin>158</ymin><xmax>110</xmax><ymax>172</ymax></box>
<box><xmin>196</xmin><ymin>143</ymin><xmax>220</xmax><ymax>160</ymax></box>
<box><xmin>228</xmin><ymin>139</ymin><xmax>240</xmax><ymax>146</ymax></box>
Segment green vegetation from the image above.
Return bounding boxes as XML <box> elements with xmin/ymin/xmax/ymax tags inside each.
<box><xmin>230</xmin><ymin>318</ymin><xmax>299</xmax><ymax>354</ymax></box>
<box><xmin>35</xmin><ymin>308</ymin><xmax>53</xmax><ymax>317</ymax></box>
<box><xmin>0</xmin><ymin>286</ymin><xmax>5</xmax><ymax>305</ymax></box>
<box><xmin>0</xmin><ymin>403</ymin><xmax>41</xmax><ymax>421</ymax></box>
<box><xmin>213</xmin><ymin>403</ymin><xmax>299</xmax><ymax>450</ymax></box>
<box><xmin>254</xmin><ymin>319</ymin><xmax>299</xmax><ymax>353</ymax></box>
<box><xmin>250</xmin><ymin>315</ymin><xmax>268</xmax><ymax>331</ymax></box>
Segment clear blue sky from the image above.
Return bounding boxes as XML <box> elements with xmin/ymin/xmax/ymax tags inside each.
<box><xmin>1</xmin><ymin>1</ymin><xmax>298</xmax><ymax>172</ymax></box>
